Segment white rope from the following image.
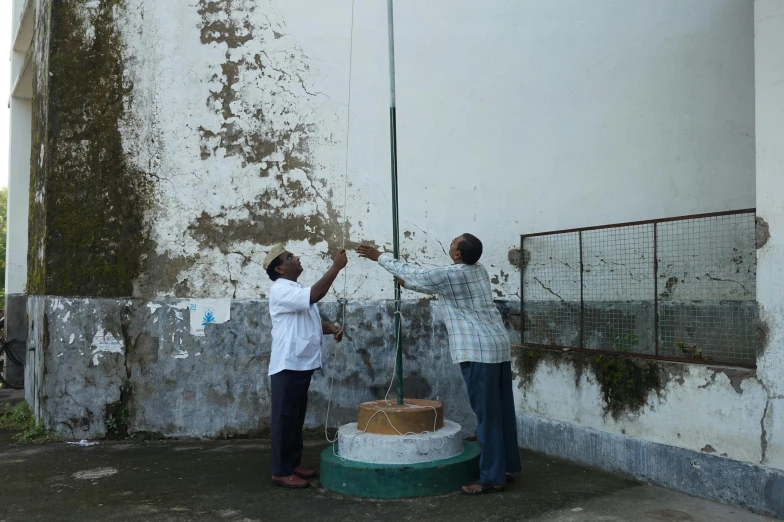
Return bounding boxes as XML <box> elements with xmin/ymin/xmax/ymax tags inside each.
<box><xmin>324</xmin><ymin>0</ymin><xmax>356</xmax><ymax>445</ymax></box>
<box><xmin>384</xmin><ymin>309</ymin><xmax>403</xmax><ymax>402</ymax></box>
<box><xmin>332</xmin><ymin>403</ymin><xmax>454</xmax><ymax>461</ymax></box>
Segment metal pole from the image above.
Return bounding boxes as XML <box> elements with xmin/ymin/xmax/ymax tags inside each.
<box><xmin>579</xmin><ymin>231</ymin><xmax>584</xmax><ymax>349</ymax></box>
<box><xmin>520</xmin><ymin>236</ymin><xmax>525</xmax><ymax>343</ymax></box>
<box><xmin>653</xmin><ymin>223</ymin><xmax>659</xmax><ymax>356</ymax></box>
<box><xmin>387</xmin><ymin>0</ymin><xmax>404</xmax><ymax>404</ymax></box>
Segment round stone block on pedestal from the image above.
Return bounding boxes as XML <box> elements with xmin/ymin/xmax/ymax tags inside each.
<box><xmin>320</xmin><ymin>441</ymin><xmax>480</xmax><ymax>498</ymax></box>
<box><xmin>357</xmin><ymin>399</ymin><xmax>444</xmax><ymax>435</ymax></box>
<box><xmin>337</xmin><ymin>420</ymin><xmax>463</xmax><ymax>464</ymax></box>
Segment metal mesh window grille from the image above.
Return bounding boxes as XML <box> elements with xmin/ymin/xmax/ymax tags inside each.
<box><xmin>521</xmin><ymin>210</ymin><xmax>757</xmax><ymax>367</ymax></box>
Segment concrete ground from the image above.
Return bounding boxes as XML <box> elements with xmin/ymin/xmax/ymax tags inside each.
<box><xmin>0</xmin><ymin>388</ymin><xmax>775</xmax><ymax>522</ymax></box>
<box><xmin>0</xmin><ymin>433</ymin><xmax>776</xmax><ymax>522</ymax></box>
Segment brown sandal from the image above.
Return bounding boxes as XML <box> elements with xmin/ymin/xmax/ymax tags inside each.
<box><xmin>293</xmin><ymin>467</ymin><xmax>318</xmax><ymax>479</ymax></box>
<box><xmin>272</xmin><ymin>475</ymin><xmax>310</xmax><ymax>489</ymax></box>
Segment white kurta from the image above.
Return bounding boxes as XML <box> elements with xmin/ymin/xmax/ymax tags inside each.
<box><xmin>268</xmin><ymin>279</ymin><xmax>323</xmax><ymax>376</ymax></box>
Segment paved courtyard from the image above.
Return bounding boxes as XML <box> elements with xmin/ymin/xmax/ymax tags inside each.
<box><xmin>0</xmin><ymin>417</ymin><xmax>776</xmax><ymax>521</ymax></box>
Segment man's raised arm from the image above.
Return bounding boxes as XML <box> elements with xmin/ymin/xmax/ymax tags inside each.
<box><xmin>310</xmin><ymin>250</ymin><xmax>347</xmax><ymax>304</ymax></box>
<box><xmin>356</xmin><ymin>245</ymin><xmax>447</xmax><ymax>294</ymax></box>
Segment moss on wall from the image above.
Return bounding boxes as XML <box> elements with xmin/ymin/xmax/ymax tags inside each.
<box><xmin>513</xmin><ymin>348</ymin><xmax>545</xmax><ymax>387</ymax></box>
<box><xmin>27</xmin><ymin>0</ymin><xmax>151</xmax><ymax>297</ymax></box>
<box><xmin>590</xmin><ymin>354</ymin><xmax>662</xmax><ymax>419</ymax></box>
<box><xmin>512</xmin><ymin>346</ymin><xmax>665</xmax><ymax>419</ymax></box>
<box><xmin>27</xmin><ymin>0</ymin><xmax>52</xmax><ymax>296</ymax></box>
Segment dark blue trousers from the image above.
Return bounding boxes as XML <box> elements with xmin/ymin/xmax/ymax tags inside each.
<box><xmin>270</xmin><ymin>369</ymin><xmax>314</xmax><ymax>477</ymax></box>
<box><xmin>460</xmin><ymin>361</ymin><xmax>522</xmax><ymax>485</ymax></box>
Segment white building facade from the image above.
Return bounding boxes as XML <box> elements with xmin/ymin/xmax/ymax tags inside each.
<box><xmin>5</xmin><ymin>0</ymin><xmax>783</xmax><ymax>516</ymax></box>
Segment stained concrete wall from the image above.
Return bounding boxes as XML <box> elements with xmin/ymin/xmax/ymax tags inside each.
<box><xmin>26</xmin><ymin>296</ymin><xmax>481</xmax><ymax>439</ymax></box>
<box><xmin>21</xmin><ymin>0</ymin><xmax>779</xmax><ymax>514</ymax></box>
<box><xmin>754</xmin><ymin>0</ymin><xmax>784</xmax><ymax>474</ymax></box>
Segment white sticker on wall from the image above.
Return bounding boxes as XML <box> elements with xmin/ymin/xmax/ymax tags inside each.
<box><xmin>188</xmin><ymin>299</ymin><xmax>231</xmax><ymax>337</ymax></box>
<box><xmin>90</xmin><ymin>329</ymin><xmax>124</xmax><ymax>366</ymax></box>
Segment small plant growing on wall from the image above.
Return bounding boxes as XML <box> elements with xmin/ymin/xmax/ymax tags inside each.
<box><xmin>676</xmin><ymin>342</ymin><xmax>702</xmax><ymax>360</ymax></box>
<box><xmin>614</xmin><ymin>333</ymin><xmax>639</xmax><ymax>353</ymax></box>
<box><xmin>105</xmin><ymin>414</ymin><xmax>118</xmax><ymax>434</ymax></box>
<box><xmin>104</xmin><ymin>408</ymin><xmax>129</xmax><ymax>439</ymax></box>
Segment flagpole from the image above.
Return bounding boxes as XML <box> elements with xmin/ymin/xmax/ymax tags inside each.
<box><xmin>386</xmin><ymin>0</ymin><xmax>404</xmax><ymax>405</ymax></box>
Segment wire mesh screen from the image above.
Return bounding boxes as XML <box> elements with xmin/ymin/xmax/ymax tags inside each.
<box><xmin>521</xmin><ymin>233</ymin><xmax>581</xmax><ymax>347</ymax></box>
<box><xmin>521</xmin><ymin>210</ymin><xmax>758</xmax><ymax>367</ymax></box>
<box><xmin>582</xmin><ymin>225</ymin><xmax>655</xmax><ymax>354</ymax></box>
<box><xmin>657</xmin><ymin>214</ymin><xmax>757</xmax><ymax>364</ymax></box>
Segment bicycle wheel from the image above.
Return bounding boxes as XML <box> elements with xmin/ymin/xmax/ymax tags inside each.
<box><xmin>0</xmin><ymin>340</ymin><xmax>25</xmax><ymax>390</ymax></box>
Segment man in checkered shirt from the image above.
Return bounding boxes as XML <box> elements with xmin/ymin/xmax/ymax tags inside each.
<box><xmin>358</xmin><ymin>234</ymin><xmax>521</xmax><ymax>495</ymax></box>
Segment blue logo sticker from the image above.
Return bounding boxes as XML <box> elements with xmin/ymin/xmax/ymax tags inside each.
<box><xmin>202</xmin><ymin>308</ymin><xmax>216</xmax><ymax>327</ymax></box>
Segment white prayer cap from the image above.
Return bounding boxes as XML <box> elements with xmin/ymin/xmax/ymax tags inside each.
<box><xmin>263</xmin><ymin>244</ymin><xmax>287</xmax><ymax>270</ymax></box>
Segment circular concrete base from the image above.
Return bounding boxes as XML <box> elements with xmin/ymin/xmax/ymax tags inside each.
<box><xmin>357</xmin><ymin>399</ymin><xmax>444</xmax><ymax>435</ymax></box>
<box><xmin>337</xmin><ymin>420</ymin><xmax>463</xmax><ymax>464</ymax></box>
<box><xmin>320</xmin><ymin>441</ymin><xmax>480</xmax><ymax>498</ymax></box>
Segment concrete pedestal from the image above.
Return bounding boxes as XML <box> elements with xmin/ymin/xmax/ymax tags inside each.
<box><xmin>321</xmin><ymin>398</ymin><xmax>480</xmax><ymax>498</ymax></box>
<box><xmin>336</xmin><ymin>420</ymin><xmax>463</xmax><ymax>464</ymax></box>
<box><xmin>320</xmin><ymin>440</ymin><xmax>480</xmax><ymax>498</ymax></box>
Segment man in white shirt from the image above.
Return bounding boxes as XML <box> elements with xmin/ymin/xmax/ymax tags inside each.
<box><xmin>264</xmin><ymin>244</ymin><xmax>347</xmax><ymax>489</ymax></box>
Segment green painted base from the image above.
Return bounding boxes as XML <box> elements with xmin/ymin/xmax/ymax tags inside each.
<box><xmin>320</xmin><ymin>441</ymin><xmax>480</xmax><ymax>498</ymax></box>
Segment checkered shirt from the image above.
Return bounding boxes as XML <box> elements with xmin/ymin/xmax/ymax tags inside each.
<box><xmin>378</xmin><ymin>254</ymin><xmax>511</xmax><ymax>364</ymax></box>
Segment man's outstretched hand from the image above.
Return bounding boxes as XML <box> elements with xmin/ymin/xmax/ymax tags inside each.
<box><xmin>357</xmin><ymin>245</ymin><xmax>381</xmax><ymax>262</ymax></box>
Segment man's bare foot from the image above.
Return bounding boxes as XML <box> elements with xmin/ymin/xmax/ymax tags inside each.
<box><xmin>459</xmin><ymin>483</ymin><xmax>505</xmax><ymax>495</ymax></box>
<box><xmin>271</xmin><ymin>474</ymin><xmax>309</xmax><ymax>488</ymax></box>
<box><xmin>293</xmin><ymin>466</ymin><xmax>318</xmax><ymax>479</ymax></box>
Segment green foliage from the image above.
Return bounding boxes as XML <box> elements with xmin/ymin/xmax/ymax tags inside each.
<box><xmin>516</xmin><ymin>349</ymin><xmax>544</xmax><ymax>386</ymax></box>
<box><xmin>591</xmin><ymin>355</ymin><xmax>662</xmax><ymax>419</ymax></box>
<box><xmin>0</xmin><ymin>401</ymin><xmax>62</xmax><ymax>444</ymax></box>
<box><xmin>613</xmin><ymin>333</ymin><xmax>639</xmax><ymax>353</ymax></box>
<box><xmin>676</xmin><ymin>342</ymin><xmax>705</xmax><ymax>360</ymax></box>
<box><xmin>105</xmin><ymin>407</ymin><xmax>128</xmax><ymax>438</ymax></box>
<box><xmin>105</xmin><ymin>414</ymin><xmax>118</xmax><ymax>433</ymax></box>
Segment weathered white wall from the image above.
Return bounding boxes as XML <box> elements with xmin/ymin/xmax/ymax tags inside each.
<box><xmin>393</xmin><ymin>0</ymin><xmax>755</xmax><ymax>287</ymax></box>
<box><xmin>73</xmin><ymin>0</ymin><xmax>770</xmax><ymax>471</ymax></box>
<box><xmin>116</xmin><ymin>0</ymin><xmax>755</xmax><ymax>302</ymax></box>
<box><xmin>517</xmin><ymin>360</ymin><xmax>767</xmax><ymax>463</ymax></box>
<box><xmin>755</xmin><ymin>0</ymin><xmax>784</xmax><ymax>472</ymax></box>
<box><xmin>393</xmin><ymin>0</ymin><xmax>762</xmax><ymax>469</ymax></box>
<box><xmin>517</xmin><ymin>0</ymin><xmax>784</xmax><ymax>474</ymax></box>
